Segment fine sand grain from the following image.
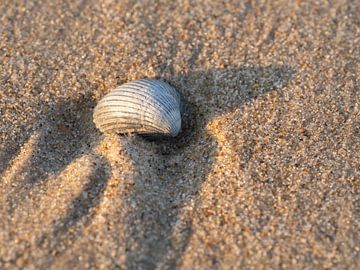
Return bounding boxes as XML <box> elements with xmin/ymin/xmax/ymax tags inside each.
<box><xmin>0</xmin><ymin>0</ymin><xmax>359</xmax><ymax>269</ymax></box>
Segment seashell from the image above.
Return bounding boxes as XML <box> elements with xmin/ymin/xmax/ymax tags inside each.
<box><xmin>93</xmin><ymin>79</ymin><xmax>183</xmax><ymax>137</ymax></box>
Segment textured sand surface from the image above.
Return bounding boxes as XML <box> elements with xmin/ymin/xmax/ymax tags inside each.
<box><xmin>0</xmin><ymin>0</ymin><xmax>359</xmax><ymax>269</ymax></box>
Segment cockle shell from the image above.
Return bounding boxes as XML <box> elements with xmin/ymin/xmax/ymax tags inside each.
<box><xmin>93</xmin><ymin>79</ymin><xmax>183</xmax><ymax>137</ymax></box>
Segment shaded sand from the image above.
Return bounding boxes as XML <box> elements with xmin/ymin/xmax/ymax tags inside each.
<box><xmin>0</xmin><ymin>0</ymin><xmax>359</xmax><ymax>269</ymax></box>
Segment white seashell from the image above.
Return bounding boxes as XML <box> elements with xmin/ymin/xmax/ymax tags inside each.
<box><xmin>93</xmin><ymin>79</ymin><xmax>183</xmax><ymax>137</ymax></box>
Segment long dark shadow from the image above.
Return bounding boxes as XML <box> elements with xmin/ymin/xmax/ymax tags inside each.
<box><xmin>3</xmin><ymin>90</ymin><xmax>113</xmax><ymax>266</ymax></box>
<box><xmin>35</xmin><ymin>153</ymin><xmax>111</xmax><ymax>268</ymax></box>
<box><xmin>5</xmin><ymin>93</ymin><xmax>100</xmax><ymax>213</ymax></box>
<box><xmin>124</xmin><ymin>65</ymin><xmax>295</xmax><ymax>269</ymax></box>
<box><xmin>2</xmin><ymin>61</ymin><xmax>294</xmax><ymax>269</ymax></box>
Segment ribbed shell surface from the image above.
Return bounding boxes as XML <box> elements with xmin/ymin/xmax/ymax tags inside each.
<box><xmin>93</xmin><ymin>79</ymin><xmax>182</xmax><ymax>137</ymax></box>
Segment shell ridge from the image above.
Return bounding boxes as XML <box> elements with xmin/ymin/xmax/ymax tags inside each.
<box><xmin>116</xmin><ymin>84</ymin><xmax>178</xmax><ymax>129</ymax></box>
<box><xmin>135</xmin><ymin>80</ymin><xmax>180</xmax><ymax>105</ymax></box>
<box><xmin>95</xmin><ymin>119</ymin><xmax>167</xmax><ymax>133</ymax></box>
<box><xmin>98</xmin><ymin>121</ymin><xmax>166</xmax><ymax>134</ymax></box>
<box><xmin>94</xmin><ymin>111</ymin><xmax>170</xmax><ymax>131</ymax></box>
<box><xmin>107</xmin><ymin>86</ymin><xmax>174</xmax><ymax>119</ymax></box>
<box><xmin>132</xmin><ymin>80</ymin><xmax>180</xmax><ymax>127</ymax></box>
<box><xmin>124</xmin><ymin>80</ymin><xmax>181</xmax><ymax>135</ymax></box>
<box><xmin>93</xmin><ymin>79</ymin><xmax>182</xmax><ymax>136</ymax></box>
<box><xmin>94</xmin><ymin>94</ymin><xmax>171</xmax><ymax>127</ymax></box>
<box><xmin>94</xmin><ymin>101</ymin><xmax>171</xmax><ymax>133</ymax></box>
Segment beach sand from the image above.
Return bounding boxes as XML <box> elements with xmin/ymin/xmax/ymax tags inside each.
<box><xmin>0</xmin><ymin>0</ymin><xmax>359</xmax><ymax>269</ymax></box>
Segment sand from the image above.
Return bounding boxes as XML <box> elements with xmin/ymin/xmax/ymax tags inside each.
<box><xmin>0</xmin><ymin>0</ymin><xmax>359</xmax><ymax>269</ymax></box>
